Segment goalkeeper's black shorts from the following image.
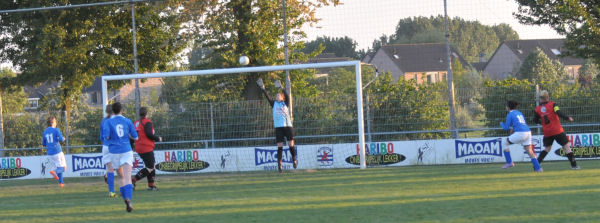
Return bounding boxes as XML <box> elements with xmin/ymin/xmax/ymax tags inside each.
<box><xmin>275</xmin><ymin>127</ymin><xmax>295</xmax><ymax>143</ymax></box>
<box><xmin>138</xmin><ymin>151</ymin><xmax>156</xmax><ymax>168</ymax></box>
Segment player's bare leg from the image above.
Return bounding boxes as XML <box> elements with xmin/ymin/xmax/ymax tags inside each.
<box><xmin>524</xmin><ymin>145</ymin><xmax>543</xmax><ymax>172</ymax></box>
<box><xmin>118</xmin><ymin>165</ymin><xmax>134</xmax><ymax>212</ymax></box>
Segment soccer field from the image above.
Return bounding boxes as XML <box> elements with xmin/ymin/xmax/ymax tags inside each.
<box><xmin>1</xmin><ymin>160</ymin><xmax>599</xmax><ymax>223</ymax></box>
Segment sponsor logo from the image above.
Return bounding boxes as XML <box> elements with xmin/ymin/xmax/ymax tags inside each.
<box><xmin>455</xmin><ymin>139</ymin><xmax>502</xmax><ymax>158</ymax></box>
<box><xmin>72</xmin><ymin>155</ymin><xmax>104</xmax><ymax>172</ymax></box>
<box><xmin>417</xmin><ymin>143</ymin><xmax>434</xmax><ymax>164</ymax></box>
<box><xmin>156</xmin><ymin>150</ymin><xmax>209</xmax><ymax>172</ymax></box>
<box><xmin>220</xmin><ymin>151</ymin><xmax>231</xmax><ymax>169</ymax></box>
<box><xmin>568</xmin><ymin>133</ymin><xmax>600</xmax><ymax>148</ymax></box>
<box><xmin>551</xmin><ymin>134</ymin><xmax>600</xmax><ymax>158</ymax></box>
<box><xmin>524</xmin><ymin>138</ymin><xmax>542</xmax><ymax>155</ymax></box>
<box><xmin>132</xmin><ymin>154</ymin><xmax>145</xmax><ymax>170</ymax></box>
<box><xmin>317</xmin><ymin>147</ymin><xmax>333</xmax><ymax>167</ymax></box>
<box><xmin>254</xmin><ymin>148</ymin><xmax>292</xmax><ymax>170</ymax></box>
<box><xmin>0</xmin><ymin>157</ymin><xmax>31</xmax><ymax>179</ymax></box>
<box><xmin>345</xmin><ymin>142</ymin><xmax>405</xmax><ymax>166</ymax></box>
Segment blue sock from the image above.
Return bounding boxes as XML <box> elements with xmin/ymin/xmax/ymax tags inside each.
<box><xmin>531</xmin><ymin>158</ymin><xmax>541</xmax><ymax>170</ymax></box>
<box><xmin>57</xmin><ymin>172</ymin><xmax>64</xmax><ymax>184</ymax></box>
<box><xmin>126</xmin><ymin>184</ymin><xmax>133</xmax><ymax>200</ymax></box>
<box><xmin>120</xmin><ymin>186</ymin><xmax>127</xmax><ymax>200</ymax></box>
<box><xmin>504</xmin><ymin>151</ymin><xmax>512</xmax><ymax>164</ymax></box>
<box><xmin>107</xmin><ymin>172</ymin><xmax>115</xmax><ymax>193</ymax></box>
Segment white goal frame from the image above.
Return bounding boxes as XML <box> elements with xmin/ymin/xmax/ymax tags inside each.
<box><xmin>101</xmin><ymin>60</ymin><xmax>367</xmax><ymax>169</ymax></box>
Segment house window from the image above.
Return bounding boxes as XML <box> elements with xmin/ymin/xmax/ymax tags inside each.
<box><xmin>566</xmin><ymin>67</ymin><xmax>576</xmax><ymax>80</ymax></box>
<box><xmin>551</xmin><ymin>49</ymin><xmax>561</xmax><ymax>55</ymax></box>
<box><xmin>27</xmin><ymin>98</ymin><xmax>39</xmax><ymax>109</ymax></box>
<box><xmin>91</xmin><ymin>92</ymin><xmax>98</xmax><ymax>104</ymax></box>
<box><xmin>426</xmin><ymin>75</ymin><xmax>432</xmax><ymax>84</ymax></box>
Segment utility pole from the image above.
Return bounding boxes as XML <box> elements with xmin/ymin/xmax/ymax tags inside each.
<box><xmin>0</xmin><ymin>83</ymin><xmax>4</xmax><ymax>157</ymax></box>
<box><xmin>282</xmin><ymin>0</ymin><xmax>293</xmax><ymax>118</ymax></box>
<box><xmin>444</xmin><ymin>0</ymin><xmax>458</xmax><ymax>138</ymax></box>
<box><xmin>132</xmin><ymin>4</ymin><xmax>141</xmax><ymax>120</ymax></box>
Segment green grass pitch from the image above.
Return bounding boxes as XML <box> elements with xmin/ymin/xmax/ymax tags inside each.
<box><xmin>1</xmin><ymin>160</ymin><xmax>599</xmax><ymax>223</ymax></box>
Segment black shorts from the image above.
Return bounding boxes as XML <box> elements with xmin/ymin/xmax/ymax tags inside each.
<box><xmin>543</xmin><ymin>132</ymin><xmax>569</xmax><ymax>147</ymax></box>
<box><xmin>275</xmin><ymin>127</ymin><xmax>295</xmax><ymax>143</ymax></box>
<box><xmin>138</xmin><ymin>151</ymin><xmax>156</xmax><ymax>168</ymax></box>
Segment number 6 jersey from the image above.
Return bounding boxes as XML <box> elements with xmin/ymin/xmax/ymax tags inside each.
<box><xmin>102</xmin><ymin>115</ymin><xmax>138</xmax><ymax>154</ymax></box>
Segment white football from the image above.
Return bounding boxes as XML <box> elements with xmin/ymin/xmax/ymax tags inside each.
<box><xmin>239</xmin><ymin>56</ymin><xmax>250</xmax><ymax>66</ymax></box>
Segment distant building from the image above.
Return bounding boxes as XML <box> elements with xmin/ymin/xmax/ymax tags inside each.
<box><xmin>365</xmin><ymin>43</ymin><xmax>470</xmax><ymax>84</ymax></box>
<box><xmin>25</xmin><ymin>76</ymin><xmax>163</xmax><ymax>110</ymax></box>
<box><xmin>483</xmin><ymin>39</ymin><xmax>584</xmax><ymax>81</ymax></box>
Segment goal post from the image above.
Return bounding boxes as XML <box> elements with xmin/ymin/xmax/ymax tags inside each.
<box><xmin>101</xmin><ymin>60</ymin><xmax>367</xmax><ymax>169</ymax></box>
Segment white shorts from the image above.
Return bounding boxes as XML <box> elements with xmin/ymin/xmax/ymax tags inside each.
<box><xmin>110</xmin><ymin>151</ymin><xmax>134</xmax><ymax>168</ymax></box>
<box><xmin>102</xmin><ymin>145</ymin><xmax>111</xmax><ymax>165</ymax></box>
<box><xmin>49</xmin><ymin>152</ymin><xmax>67</xmax><ymax>169</ymax></box>
<box><xmin>502</xmin><ymin>131</ymin><xmax>532</xmax><ymax>148</ymax></box>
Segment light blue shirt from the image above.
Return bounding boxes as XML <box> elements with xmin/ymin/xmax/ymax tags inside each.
<box><xmin>102</xmin><ymin>115</ymin><xmax>138</xmax><ymax>154</ymax></box>
<box><xmin>500</xmin><ymin>110</ymin><xmax>530</xmax><ymax>132</ymax></box>
<box><xmin>42</xmin><ymin>127</ymin><xmax>65</xmax><ymax>155</ymax></box>
<box><xmin>273</xmin><ymin>101</ymin><xmax>292</xmax><ymax>128</ymax></box>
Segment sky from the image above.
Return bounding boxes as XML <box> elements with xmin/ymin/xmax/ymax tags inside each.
<box><xmin>304</xmin><ymin>0</ymin><xmax>562</xmax><ymax>50</ymax></box>
<box><xmin>1</xmin><ymin>0</ymin><xmax>562</xmax><ymax>69</ymax></box>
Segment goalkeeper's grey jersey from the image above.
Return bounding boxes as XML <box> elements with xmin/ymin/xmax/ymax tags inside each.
<box><xmin>273</xmin><ymin>101</ymin><xmax>292</xmax><ymax>128</ymax></box>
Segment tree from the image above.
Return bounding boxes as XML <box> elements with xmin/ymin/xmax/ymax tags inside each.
<box><xmin>0</xmin><ymin>0</ymin><xmax>189</xmax><ymax>121</ymax></box>
<box><xmin>302</xmin><ymin>36</ymin><xmax>360</xmax><ymax>59</ymax></box>
<box><xmin>517</xmin><ymin>48</ymin><xmax>566</xmax><ymax>86</ymax></box>
<box><xmin>0</xmin><ymin>68</ymin><xmax>26</xmax><ymax>113</ymax></box>
<box><xmin>368</xmin><ymin>16</ymin><xmax>519</xmax><ymax>63</ymax></box>
<box><xmin>185</xmin><ymin>0</ymin><xmax>339</xmax><ymax>101</ymax></box>
<box><xmin>514</xmin><ymin>0</ymin><xmax>600</xmax><ymax>64</ymax></box>
<box><xmin>578</xmin><ymin>59</ymin><xmax>599</xmax><ymax>87</ymax></box>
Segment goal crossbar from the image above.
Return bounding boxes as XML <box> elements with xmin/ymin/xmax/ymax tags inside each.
<box><xmin>101</xmin><ymin>60</ymin><xmax>367</xmax><ymax>168</ymax></box>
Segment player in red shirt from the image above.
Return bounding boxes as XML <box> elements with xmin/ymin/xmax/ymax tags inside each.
<box><xmin>132</xmin><ymin>107</ymin><xmax>162</xmax><ymax>190</ymax></box>
<box><xmin>534</xmin><ymin>90</ymin><xmax>579</xmax><ymax>169</ymax></box>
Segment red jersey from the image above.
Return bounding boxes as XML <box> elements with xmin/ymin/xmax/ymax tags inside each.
<box><xmin>535</xmin><ymin>101</ymin><xmax>564</xmax><ymax>136</ymax></box>
<box><xmin>134</xmin><ymin>118</ymin><xmax>155</xmax><ymax>153</ymax></box>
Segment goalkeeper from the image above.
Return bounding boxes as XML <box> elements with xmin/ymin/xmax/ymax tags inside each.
<box><xmin>257</xmin><ymin>78</ymin><xmax>297</xmax><ymax>173</ymax></box>
<box><xmin>132</xmin><ymin>107</ymin><xmax>162</xmax><ymax>191</ymax></box>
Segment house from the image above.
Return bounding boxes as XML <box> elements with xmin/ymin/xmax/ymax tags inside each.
<box><xmin>25</xmin><ymin>76</ymin><xmax>163</xmax><ymax>110</ymax></box>
<box><xmin>365</xmin><ymin>43</ymin><xmax>470</xmax><ymax>84</ymax></box>
<box><xmin>483</xmin><ymin>39</ymin><xmax>584</xmax><ymax>80</ymax></box>
<box><xmin>24</xmin><ymin>82</ymin><xmax>55</xmax><ymax>111</ymax></box>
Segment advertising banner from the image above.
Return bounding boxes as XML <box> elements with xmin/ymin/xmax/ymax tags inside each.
<box><xmin>4</xmin><ymin>132</ymin><xmax>600</xmax><ymax>180</ymax></box>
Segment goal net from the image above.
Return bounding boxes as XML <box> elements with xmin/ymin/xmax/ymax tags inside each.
<box><xmin>101</xmin><ymin>61</ymin><xmax>368</xmax><ymax>172</ymax></box>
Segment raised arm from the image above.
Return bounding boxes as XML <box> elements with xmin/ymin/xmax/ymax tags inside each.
<box><xmin>280</xmin><ymin>87</ymin><xmax>290</xmax><ymax>106</ymax></box>
<box><xmin>257</xmin><ymin>78</ymin><xmax>274</xmax><ymax>107</ymax></box>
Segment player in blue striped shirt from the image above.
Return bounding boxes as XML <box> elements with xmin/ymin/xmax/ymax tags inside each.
<box><xmin>42</xmin><ymin>116</ymin><xmax>66</xmax><ymax>187</ymax></box>
<box><xmin>102</xmin><ymin>102</ymin><xmax>138</xmax><ymax>212</ymax></box>
<box><xmin>257</xmin><ymin>79</ymin><xmax>297</xmax><ymax>173</ymax></box>
<box><xmin>500</xmin><ymin>100</ymin><xmax>542</xmax><ymax>172</ymax></box>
